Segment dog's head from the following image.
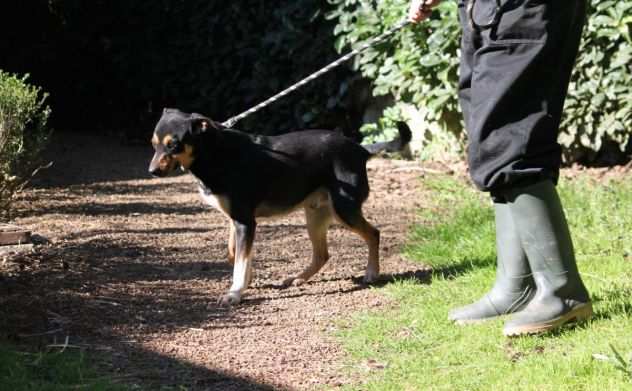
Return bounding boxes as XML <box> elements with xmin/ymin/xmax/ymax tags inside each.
<box><xmin>148</xmin><ymin>108</ymin><xmax>219</xmax><ymax>177</ymax></box>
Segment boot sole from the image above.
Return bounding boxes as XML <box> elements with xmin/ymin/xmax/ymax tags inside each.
<box><xmin>453</xmin><ymin>316</ymin><xmax>503</xmax><ymax>326</ymax></box>
<box><xmin>503</xmin><ymin>302</ymin><xmax>593</xmax><ymax>337</ymax></box>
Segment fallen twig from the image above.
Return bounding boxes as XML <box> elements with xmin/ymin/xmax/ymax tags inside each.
<box><xmin>91</xmin><ymin>299</ymin><xmax>122</xmax><ymax>306</ymax></box>
<box><xmin>93</xmin><ymin>295</ymin><xmax>128</xmax><ymax>302</ymax></box>
<box><xmin>18</xmin><ymin>328</ymin><xmax>62</xmax><ymax>338</ymax></box>
<box><xmin>391</xmin><ymin>166</ymin><xmax>445</xmax><ymax>174</ymax></box>
<box><xmin>48</xmin><ymin>336</ymin><xmax>83</xmax><ymax>352</ymax></box>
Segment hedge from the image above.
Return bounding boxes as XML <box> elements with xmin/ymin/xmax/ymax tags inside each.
<box><xmin>0</xmin><ymin>71</ymin><xmax>50</xmax><ymax>220</ymax></box>
<box><xmin>0</xmin><ymin>1</ymin><xmax>355</xmax><ymax>135</ymax></box>
<box><xmin>328</xmin><ymin>0</ymin><xmax>632</xmax><ymax>164</ymax></box>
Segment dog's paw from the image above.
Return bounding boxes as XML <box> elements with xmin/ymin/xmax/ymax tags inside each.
<box><xmin>217</xmin><ymin>291</ymin><xmax>241</xmax><ymax>307</ymax></box>
<box><xmin>363</xmin><ymin>270</ymin><xmax>379</xmax><ymax>285</ymax></box>
<box><xmin>281</xmin><ymin>276</ymin><xmax>306</xmax><ymax>288</ymax></box>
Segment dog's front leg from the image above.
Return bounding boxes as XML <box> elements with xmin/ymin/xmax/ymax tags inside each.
<box><xmin>218</xmin><ymin>219</ymin><xmax>256</xmax><ymax>306</ymax></box>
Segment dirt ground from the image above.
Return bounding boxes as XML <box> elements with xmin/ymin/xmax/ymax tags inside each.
<box><xmin>1</xmin><ymin>131</ymin><xmax>436</xmax><ymax>390</ymax></box>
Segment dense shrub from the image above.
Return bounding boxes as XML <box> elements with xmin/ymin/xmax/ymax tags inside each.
<box><xmin>328</xmin><ymin>0</ymin><xmax>632</xmax><ymax>164</ymax></box>
<box><xmin>562</xmin><ymin>0</ymin><xmax>632</xmax><ymax>164</ymax></box>
<box><xmin>0</xmin><ymin>71</ymin><xmax>50</xmax><ymax>220</ymax></box>
<box><xmin>0</xmin><ymin>1</ymin><xmax>356</xmax><ymax>135</ymax></box>
<box><xmin>2</xmin><ymin>1</ymin><xmax>628</xmax><ymax>164</ymax></box>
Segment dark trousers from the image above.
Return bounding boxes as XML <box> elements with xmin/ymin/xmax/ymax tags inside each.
<box><xmin>457</xmin><ymin>0</ymin><xmax>587</xmax><ymax>197</ymax></box>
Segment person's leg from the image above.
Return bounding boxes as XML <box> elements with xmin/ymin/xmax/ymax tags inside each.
<box><xmin>454</xmin><ymin>0</ymin><xmax>591</xmax><ymax>333</ymax></box>
<box><xmin>449</xmin><ymin>199</ymin><xmax>534</xmax><ymax>324</ymax></box>
<box><xmin>450</xmin><ymin>0</ymin><xmax>536</xmax><ymax>324</ymax></box>
<box><xmin>466</xmin><ymin>0</ymin><xmax>588</xmax><ymax>192</ymax></box>
<box><xmin>456</xmin><ymin>0</ymin><xmax>476</xmax><ymax>133</ymax></box>
<box><xmin>450</xmin><ymin>1</ymin><xmax>536</xmax><ymax>323</ymax></box>
<box><xmin>502</xmin><ymin>180</ymin><xmax>591</xmax><ymax>335</ymax></box>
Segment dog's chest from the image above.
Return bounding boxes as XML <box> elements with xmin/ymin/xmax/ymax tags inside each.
<box><xmin>198</xmin><ymin>184</ymin><xmax>231</xmax><ymax>217</ymax></box>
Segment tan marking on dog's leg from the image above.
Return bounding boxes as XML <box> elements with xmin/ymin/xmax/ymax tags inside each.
<box><xmin>283</xmin><ymin>206</ymin><xmax>332</xmax><ymax>287</ymax></box>
<box><xmin>354</xmin><ymin>217</ymin><xmax>380</xmax><ymax>283</ymax></box>
<box><xmin>218</xmin><ymin>222</ymin><xmax>256</xmax><ymax>306</ymax></box>
<box><xmin>227</xmin><ymin>222</ymin><xmax>236</xmax><ymax>264</ymax></box>
<box><xmin>334</xmin><ymin>213</ymin><xmax>380</xmax><ymax>284</ymax></box>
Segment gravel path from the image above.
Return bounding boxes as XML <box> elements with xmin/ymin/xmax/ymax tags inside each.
<box><xmin>2</xmin><ymin>131</ymin><xmax>430</xmax><ymax>390</ymax></box>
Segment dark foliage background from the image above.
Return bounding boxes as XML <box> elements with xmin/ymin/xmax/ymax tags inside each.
<box><xmin>4</xmin><ymin>1</ymin><xmax>628</xmax><ymax>164</ymax></box>
<box><xmin>328</xmin><ymin>0</ymin><xmax>632</xmax><ymax>165</ymax></box>
<box><xmin>0</xmin><ymin>0</ymin><xmax>358</xmax><ymax>137</ymax></box>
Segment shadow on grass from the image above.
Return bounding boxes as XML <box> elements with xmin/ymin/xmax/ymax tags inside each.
<box><xmin>367</xmin><ymin>256</ymin><xmax>495</xmax><ymax>288</ymax></box>
<box><xmin>428</xmin><ymin>257</ymin><xmax>495</xmax><ymax>279</ymax></box>
<box><xmin>0</xmin><ymin>341</ymin><xmax>283</xmax><ymax>391</ymax></box>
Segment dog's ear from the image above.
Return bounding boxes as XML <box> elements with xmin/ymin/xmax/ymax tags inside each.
<box><xmin>190</xmin><ymin>117</ymin><xmax>211</xmax><ymax>135</ymax></box>
<box><xmin>190</xmin><ymin>113</ymin><xmax>225</xmax><ymax>135</ymax></box>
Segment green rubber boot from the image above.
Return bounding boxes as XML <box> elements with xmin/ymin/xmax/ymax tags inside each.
<box><xmin>502</xmin><ymin>180</ymin><xmax>592</xmax><ymax>336</ymax></box>
<box><xmin>448</xmin><ymin>202</ymin><xmax>535</xmax><ymax>325</ymax></box>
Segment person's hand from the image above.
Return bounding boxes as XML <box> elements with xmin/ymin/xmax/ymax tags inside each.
<box><xmin>408</xmin><ymin>0</ymin><xmax>442</xmax><ymax>23</ymax></box>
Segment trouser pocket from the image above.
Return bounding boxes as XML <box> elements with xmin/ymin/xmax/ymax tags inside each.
<box><xmin>460</xmin><ymin>0</ymin><xmax>587</xmax><ymax>192</ymax></box>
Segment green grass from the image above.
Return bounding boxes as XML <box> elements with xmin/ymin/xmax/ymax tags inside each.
<box><xmin>0</xmin><ymin>344</ymin><xmax>126</xmax><ymax>391</ymax></box>
<box><xmin>338</xmin><ymin>175</ymin><xmax>632</xmax><ymax>391</ymax></box>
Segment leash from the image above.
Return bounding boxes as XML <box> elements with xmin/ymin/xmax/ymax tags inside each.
<box><xmin>221</xmin><ymin>18</ymin><xmax>412</xmax><ymax>128</ymax></box>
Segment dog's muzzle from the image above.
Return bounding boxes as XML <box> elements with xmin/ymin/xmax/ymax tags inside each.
<box><xmin>148</xmin><ymin>152</ymin><xmax>177</xmax><ymax>177</ymax></box>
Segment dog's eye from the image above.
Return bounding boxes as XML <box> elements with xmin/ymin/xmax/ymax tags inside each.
<box><xmin>165</xmin><ymin>138</ymin><xmax>181</xmax><ymax>153</ymax></box>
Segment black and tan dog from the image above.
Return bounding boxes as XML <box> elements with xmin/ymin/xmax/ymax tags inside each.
<box><xmin>149</xmin><ymin>108</ymin><xmax>411</xmax><ymax>306</ymax></box>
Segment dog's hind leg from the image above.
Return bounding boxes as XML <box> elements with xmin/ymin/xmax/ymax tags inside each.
<box><xmin>329</xmin><ymin>188</ymin><xmax>380</xmax><ymax>284</ymax></box>
<box><xmin>343</xmin><ymin>213</ymin><xmax>380</xmax><ymax>284</ymax></box>
<box><xmin>282</xmin><ymin>205</ymin><xmax>332</xmax><ymax>287</ymax></box>
<box><xmin>218</xmin><ymin>218</ymin><xmax>256</xmax><ymax>306</ymax></box>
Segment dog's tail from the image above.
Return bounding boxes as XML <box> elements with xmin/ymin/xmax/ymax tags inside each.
<box><xmin>362</xmin><ymin>122</ymin><xmax>412</xmax><ymax>155</ymax></box>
